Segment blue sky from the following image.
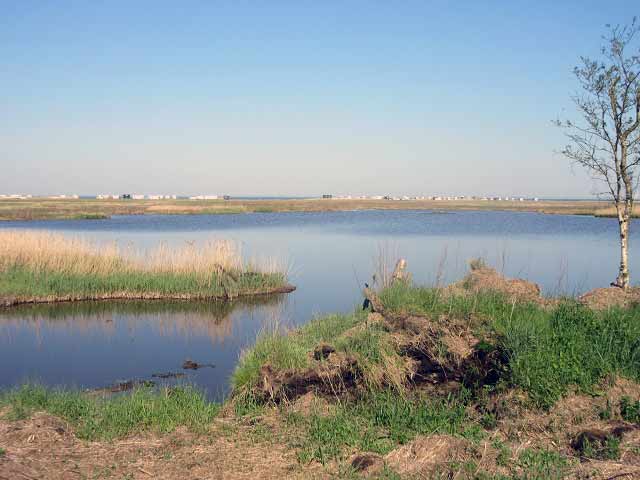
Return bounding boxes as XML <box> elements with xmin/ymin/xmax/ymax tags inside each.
<box><xmin>1</xmin><ymin>1</ymin><xmax>637</xmax><ymax>197</ymax></box>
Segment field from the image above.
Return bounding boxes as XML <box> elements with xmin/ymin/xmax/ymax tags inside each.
<box><xmin>1</xmin><ymin>264</ymin><xmax>639</xmax><ymax>479</ymax></box>
<box><xmin>0</xmin><ymin>231</ymin><xmax>292</xmax><ymax>307</ymax></box>
<box><xmin>0</xmin><ymin>197</ymin><xmax>627</xmax><ymax>221</ymax></box>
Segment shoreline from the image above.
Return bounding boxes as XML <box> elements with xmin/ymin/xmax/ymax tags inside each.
<box><xmin>0</xmin><ymin>197</ymin><xmax>628</xmax><ymax>221</ymax></box>
<box><xmin>1</xmin><ymin>265</ymin><xmax>639</xmax><ymax>479</ymax></box>
<box><xmin>0</xmin><ymin>284</ymin><xmax>296</xmax><ymax>308</ymax></box>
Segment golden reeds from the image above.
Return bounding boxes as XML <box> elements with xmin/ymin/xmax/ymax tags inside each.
<box><xmin>0</xmin><ymin>230</ymin><xmax>282</xmax><ymax>277</ymax></box>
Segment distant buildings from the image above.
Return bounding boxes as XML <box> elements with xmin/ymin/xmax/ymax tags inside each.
<box><xmin>189</xmin><ymin>195</ymin><xmax>219</xmax><ymax>200</ymax></box>
<box><xmin>319</xmin><ymin>194</ymin><xmax>542</xmax><ymax>202</ymax></box>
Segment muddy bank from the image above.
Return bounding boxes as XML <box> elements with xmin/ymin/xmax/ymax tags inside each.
<box><xmin>0</xmin><ymin>284</ymin><xmax>296</xmax><ymax>308</ymax></box>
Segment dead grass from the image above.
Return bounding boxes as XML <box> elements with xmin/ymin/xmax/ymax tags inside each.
<box><xmin>0</xmin><ymin>230</ymin><xmax>267</xmax><ymax>276</ymax></box>
<box><xmin>0</xmin><ymin>412</ymin><xmax>328</xmax><ymax>480</ymax></box>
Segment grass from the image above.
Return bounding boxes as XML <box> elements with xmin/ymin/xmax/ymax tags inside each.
<box><xmin>227</xmin><ymin>279</ymin><xmax>640</xmax><ymax>472</ymax></box>
<box><xmin>379</xmin><ymin>283</ymin><xmax>640</xmax><ymax>408</ymax></box>
<box><xmin>0</xmin><ymin>384</ymin><xmax>219</xmax><ymax>441</ymax></box>
<box><xmin>235</xmin><ymin>283</ymin><xmax>640</xmax><ymax>409</ymax></box>
<box><xmin>621</xmin><ymin>396</ymin><xmax>640</xmax><ymax>423</ymax></box>
<box><xmin>2</xmin><ymin>278</ymin><xmax>639</xmax><ymax>477</ymax></box>
<box><xmin>0</xmin><ymin>231</ymin><xmax>290</xmax><ymax>305</ymax></box>
<box><xmin>286</xmin><ymin>389</ymin><xmax>475</xmax><ymax>464</ymax></box>
<box><xmin>232</xmin><ymin>309</ymin><xmax>411</xmax><ymax>397</ymax></box>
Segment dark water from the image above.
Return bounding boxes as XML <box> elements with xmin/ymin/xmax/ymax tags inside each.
<box><xmin>0</xmin><ymin>210</ymin><xmax>634</xmax><ymax>399</ymax></box>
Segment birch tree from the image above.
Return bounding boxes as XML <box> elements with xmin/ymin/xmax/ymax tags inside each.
<box><xmin>557</xmin><ymin>19</ymin><xmax>640</xmax><ymax>289</ymax></box>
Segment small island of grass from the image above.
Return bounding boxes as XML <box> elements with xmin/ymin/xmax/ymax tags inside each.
<box><xmin>0</xmin><ymin>231</ymin><xmax>293</xmax><ymax>307</ymax></box>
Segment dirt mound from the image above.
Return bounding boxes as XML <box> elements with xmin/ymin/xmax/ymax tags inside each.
<box><xmin>257</xmin><ymin>352</ymin><xmax>360</xmax><ymax>402</ymax></box>
<box><xmin>384</xmin><ymin>434</ymin><xmax>468</xmax><ymax>477</ymax></box>
<box><xmin>249</xmin><ymin>283</ymin><xmax>509</xmax><ymax>403</ymax></box>
<box><xmin>448</xmin><ymin>262</ymin><xmax>543</xmax><ymax>303</ymax></box>
<box><xmin>580</xmin><ymin>286</ymin><xmax>640</xmax><ymax>310</ymax></box>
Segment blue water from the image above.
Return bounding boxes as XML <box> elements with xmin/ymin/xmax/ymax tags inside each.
<box><xmin>0</xmin><ymin>210</ymin><xmax>633</xmax><ymax>399</ymax></box>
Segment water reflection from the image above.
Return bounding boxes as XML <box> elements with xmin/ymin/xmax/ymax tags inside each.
<box><xmin>0</xmin><ymin>295</ymin><xmax>286</xmax><ymax>347</ymax></box>
<box><xmin>0</xmin><ymin>295</ymin><xmax>287</xmax><ymax>400</ymax></box>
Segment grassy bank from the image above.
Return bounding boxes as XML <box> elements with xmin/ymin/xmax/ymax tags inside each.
<box><xmin>2</xmin><ymin>278</ymin><xmax>640</xmax><ymax>478</ymax></box>
<box><xmin>0</xmin><ymin>384</ymin><xmax>218</xmax><ymax>441</ymax></box>
<box><xmin>0</xmin><ymin>197</ymin><xmax>622</xmax><ymax>221</ymax></box>
<box><xmin>227</xmin><ymin>280</ymin><xmax>640</xmax><ymax>477</ymax></box>
<box><xmin>0</xmin><ymin>231</ymin><xmax>292</xmax><ymax>306</ymax></box>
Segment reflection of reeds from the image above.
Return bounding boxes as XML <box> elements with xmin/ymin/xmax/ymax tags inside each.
<box><xmin>0</xmin><ymin>231</ymin><xmax>290</xmax><ymax>305</ymax></box>
<box><xmin>0</xmin><ymin>295</ymin><xmax>287</xmax><ymax>346</ymax></box>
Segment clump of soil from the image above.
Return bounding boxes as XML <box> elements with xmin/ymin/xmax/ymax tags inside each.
<box><xmin>579</xmin><ymin>286</ymin><xmax>640</xmax><ymax>310</ymax></box>
<box><xmin>349</xmin><ymin>453</ymin><xmax>385</xmax><ymax>477</ymax></box>
<box><xmin>384</xmin><ymin>434</ymin><xmax>469</xmax><ymax>477</ymax></box>
<box><xmin>446</xmin><ymin>261</ymin><xmax>543</xmax><ymax>304</ymax></box>
<box><xmin>257</xmin><ymin>352</ymin><xmax>360</xmax><ymax>403</ymax></box>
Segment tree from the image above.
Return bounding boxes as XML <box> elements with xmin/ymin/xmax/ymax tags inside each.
<box><xmin>557</xmin><ymin>19</ymin><xmax>640</xmax><ymax>289</ymax></box>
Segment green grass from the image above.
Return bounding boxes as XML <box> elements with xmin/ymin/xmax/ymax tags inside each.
<box><xmin>0</xmin><ymin>384</ymin><xmax>219</xmax><ymax>441</ymax></box>
<box><xmin>620</xmin><ymin>396</ymin><xmax>640</xmax><ymax>423</ymax></box>
<box><xmin>286</xmin><ymin>389</ymin><xmax>476</xmax><ymax>464</ymax></box>
<box><xmin>0</xmin><ymin>266</ymin><xmax>288</xmax><ymax>303</ymax></box>
<box><xmin>380</xmin><ymin>283</ymin><xmax>640</xmax><ymax>408</ymax></box>
<box><xmin>232</xmin><ymin>312</ymin><xmax>364</xmax><ymax>391</ymax></box>
<box><xmin>512</xmin><ymin>448</ymin><xmax>571</xmax><ymax>479</ymax></box>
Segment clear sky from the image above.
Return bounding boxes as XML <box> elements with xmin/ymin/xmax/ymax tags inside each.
<box><xmin>1</xmin><ymin>1</ymin><xmax>638</xmax><ymax>197</ymax></box>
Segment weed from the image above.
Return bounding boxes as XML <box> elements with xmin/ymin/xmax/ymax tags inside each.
<box><xmin>515</xmin><ymin>448</ymin><xmax>570</xmax><ymax>479</ymax></box>
<box><xmin>620</xmin><ymin>396</ymin><xmax>640</xmax><ymax>423</ymax></box>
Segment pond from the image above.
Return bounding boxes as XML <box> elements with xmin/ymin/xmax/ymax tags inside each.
<box><xmin>0</xmin><ymin>210</ymin><xmax>634</xmax><ymax>399</ymax></box>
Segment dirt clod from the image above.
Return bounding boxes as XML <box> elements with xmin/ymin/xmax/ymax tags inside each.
<box><xmin>350</xmin><ymin>453</ymin><xmax>385</xmax><ymax>477</ymax></box>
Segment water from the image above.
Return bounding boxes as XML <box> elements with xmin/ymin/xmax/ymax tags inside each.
<box><xmin>0</xmin><ymin>210</ymin><xmax>634</xmax><ymax>399</ymax></box>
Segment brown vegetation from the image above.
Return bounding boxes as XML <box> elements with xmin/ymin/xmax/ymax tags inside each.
<box><xmin>0</xmin><ymin>197</ymin><xmax>625</xmax><ymax>221</ymax></box>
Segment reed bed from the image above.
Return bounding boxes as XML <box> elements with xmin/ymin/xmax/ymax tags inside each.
<box><xmin>0</xmin><ymin>230</ymin><xmax>291</xmax><ymax>306</ymax></box>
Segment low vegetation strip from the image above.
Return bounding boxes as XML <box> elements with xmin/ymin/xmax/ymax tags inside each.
<box><xmin>0</xmin><ymin>197</ymin><xmax>624</xmax><ymax>221</ymax></box>
<box><xmin>0</xmin><ymin>231</ymin><xmax>293</xmax><ymax>306</ymax></box>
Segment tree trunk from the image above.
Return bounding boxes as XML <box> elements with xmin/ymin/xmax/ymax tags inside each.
<box><xmin>615</xmin><ymin>211</ymin><xmax>630</xmax><ymax>290</ymax></box>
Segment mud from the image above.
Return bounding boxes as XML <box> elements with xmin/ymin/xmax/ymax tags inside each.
<box><xmin>182</xmin><ymin>360</ymin><xmax>215</xmax><ymax>370</ymax></box>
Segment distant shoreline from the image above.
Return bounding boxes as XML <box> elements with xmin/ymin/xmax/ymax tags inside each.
<box><xmin>0</xmin><ymin>197</ymin><xmax>627</xmax><ymax>221</ymax></box>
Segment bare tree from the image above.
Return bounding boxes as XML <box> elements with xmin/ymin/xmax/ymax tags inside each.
<box><xmin>557</xmin><ymin>19</ymin><xmax>640</xmax><ymax>289</ymax></box>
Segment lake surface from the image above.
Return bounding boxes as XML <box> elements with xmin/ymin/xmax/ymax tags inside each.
<box><xmin>0</xmin><ymin>210</ymin><xmax>635</xmax><ymax>399</ymax></box>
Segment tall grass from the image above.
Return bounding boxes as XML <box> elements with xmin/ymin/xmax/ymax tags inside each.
<box><xmin>0</xmin><ymin>231</ymin><xmax>289</xmax><ymax>303</ymax></box>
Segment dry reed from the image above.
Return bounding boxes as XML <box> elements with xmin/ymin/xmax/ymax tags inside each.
<box><xmin>0</xmin><ymin>230</ymin><xmax>279</xmax><ymax>277</ymax></box>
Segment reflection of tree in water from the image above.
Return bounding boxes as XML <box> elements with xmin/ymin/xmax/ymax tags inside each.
<box><xmin>0</xmin><ymin>295</ymin><xmax>287</xmax><ymax>346</ymax></box>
